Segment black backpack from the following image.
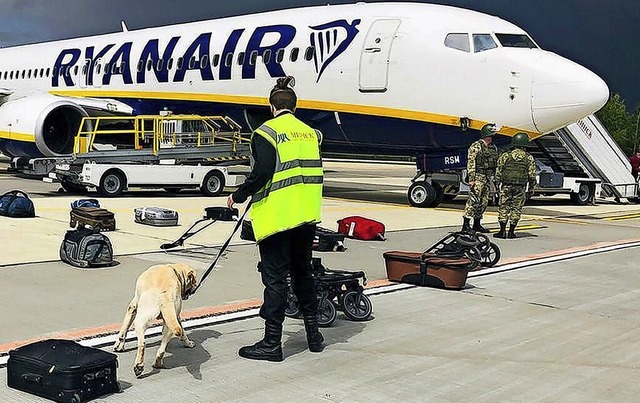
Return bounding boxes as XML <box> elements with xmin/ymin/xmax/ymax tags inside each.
<box><xmin>0</xmin><ymin>190</ymin><xmax>35</xmax><ymax>218</ymax></box>
<box><xmin>59</xmin><ymin>227</ymin><xmax>114</xmax><ymax>268</ymax></box>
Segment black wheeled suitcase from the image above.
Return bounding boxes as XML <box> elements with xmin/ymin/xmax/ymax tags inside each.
<box><xmin>134</xmin><ymin>206</ymin><xmax>179</xmax><ymax>226</ymax></box>
<box><xmin>7</xmin><ymin>339</ymin><xmax>120</xmax><ymax>402</ymax></box>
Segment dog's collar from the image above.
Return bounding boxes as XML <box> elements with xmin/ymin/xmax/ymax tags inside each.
<box><xmin>172</xmin><ymin>267</ymin><xmax>190</xmax><ymax>300</ymax></box>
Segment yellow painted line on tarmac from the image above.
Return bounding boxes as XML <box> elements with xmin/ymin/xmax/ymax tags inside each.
<box><xmin>488</xmin><ymin>224</ymin><xmax>544</xmax><ymax>233</ymax></box>
<box><xmin>539</xmin><ymin>217</ymin><xmax>590</xmax><ymax>226</ymax></box>
<box><xmin>604</xmin><ymin>213</ymin><xmax>640</xmax><ymax>221</ymax></box>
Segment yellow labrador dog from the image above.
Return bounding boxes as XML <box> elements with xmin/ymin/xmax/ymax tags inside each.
<box><xmin>113</xmin><ymin>263</ymin><xmax>198</xmax><ymax>377</ymax></box>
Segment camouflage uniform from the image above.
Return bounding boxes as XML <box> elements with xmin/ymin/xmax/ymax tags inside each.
<box><xmin>495</xmin><ymin>148</ymin><xmax>536</xmax><ymax>225</ymax></box>
<box><xmin>463</xmin><ymin>139</ymin><xmax>499</xmax><ymax>219</ymax></box>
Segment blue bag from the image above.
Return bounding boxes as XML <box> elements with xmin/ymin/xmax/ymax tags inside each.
<box><xmin>71</xmin><ymin>199</ymin><xmax>100</xmax><ymax>209</ymax></box>
<box><xmin>0</xmin><ymin>190</ymin><xmax>36</xmax><ymax>218</ymax></box>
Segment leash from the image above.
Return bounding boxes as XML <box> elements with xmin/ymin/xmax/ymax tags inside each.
<box><xmin>190</xmin><ymin>201</ymin><xmax>251</xmax><ymax>295</ymax></box>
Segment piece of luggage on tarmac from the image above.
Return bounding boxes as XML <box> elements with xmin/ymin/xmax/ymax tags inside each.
<box><xmin>59</xmin><ymin>227</ymin><xmax>114</xmax><ymax>268</ymax></box>
<box><xmin>70</xmin><ymin>199</ymin><xmax>100</xmax><ymax>209</ymax></box>
<box><xmin>134</xmin><ymin>206</ymin><xmax>179</xmax><ymax>226</ymax></box>
<box><xmin>7</xmin><ymin>339</ymin><xmax>120</xmax><ymax>403</ymax></box>
<box><xmin>337</xmin><ymin>216</ymin><xmax>386</xmax><ymax>241</ymax></box>
<box><xmin>0</xmin><ymin>190</ymin><xmax>35</xmax><ymax>218</ymax></box>
<box><xmin>204</xmin><ymin>206</ymin><xmax>238</xmax><ymax>221</ymax></box>
<box><xmin>70</xmin><ymin>206</ymin><xmax>116</xmax><ymax>231</ymax></box>
<box><xmin>383</xmin><ymin>251</ymin><xmax>475</xmax><ymax>290</ymax></box>
<box><xmin>313</xmin><ymin>227</ymin><xmax>346</xmax><ymax>252</ymax></box>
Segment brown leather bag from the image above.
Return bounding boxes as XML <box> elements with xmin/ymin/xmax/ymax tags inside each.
<box><xmin>383</xmin><ymin>251</ymin><xmax>474</xmax><ymax>290</ymax></box>
<box><xmin>70</xmin><ymin>207</ymin><xmax>116</xmax><ymax>232</ymax></box>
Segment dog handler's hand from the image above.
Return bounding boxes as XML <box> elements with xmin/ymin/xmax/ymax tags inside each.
<box><xmin>227</xmin><ymin>194</ymin><xmax>235</xmax><ymax>209</ymax></box>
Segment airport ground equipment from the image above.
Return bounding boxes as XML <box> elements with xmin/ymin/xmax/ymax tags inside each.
<box><xmin>285</xmin><ymin>257</ymin><xmax>372</xmax><ymax>327</ymax></box>
<box><xmin>7</xmin><ymin>339</ymin><xmax>119</xmax><ymax>403</ymax></box>
<box><xmin>408</xmin><ymin>114</ymin><xmax>635</xmax><ymax>207</ymax></box>
<box><xmin>38</xmin><ymin>115</ymin><xmax>250</xmax><ymax>195</ymax></box>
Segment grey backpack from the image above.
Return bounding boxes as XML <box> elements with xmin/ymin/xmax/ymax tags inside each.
<box><xmin>59</xmin><ymin>227</ymin><xmax>114</xmax><ymax>268</ymax></box>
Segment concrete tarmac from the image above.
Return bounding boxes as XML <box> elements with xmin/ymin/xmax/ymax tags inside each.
<box><xmin>1</xmin><ymin>160</ymin><xmax>640</xmax><ymax>402</ymax></box>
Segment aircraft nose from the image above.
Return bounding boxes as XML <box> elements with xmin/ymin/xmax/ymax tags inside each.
<box><xmin>531</xmin><ymin>53</ymin><xmax>609</xmax><ymax>133</ymax></box>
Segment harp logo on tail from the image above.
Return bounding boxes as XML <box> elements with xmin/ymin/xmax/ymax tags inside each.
<box><xmin>309</xmin><ymin>19</ymin><xmax>361</xmax><ymax>83</ymax></box>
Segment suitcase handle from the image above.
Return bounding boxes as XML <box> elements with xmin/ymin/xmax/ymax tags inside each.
<box><xmin>84</xmin><ymin>368</ymin><xmax>111</xmax><ymax>381</ymax></box>
<box><xmin>22</xmin><ymin>373</ymin><xmax>42</xmax><ymax>383</ymax></box>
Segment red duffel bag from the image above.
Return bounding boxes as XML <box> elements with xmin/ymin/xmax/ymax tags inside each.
<box><xmin>337</xmin><ymin>216</ymin><xmax>386</xmax><ymax>240</ymax></box>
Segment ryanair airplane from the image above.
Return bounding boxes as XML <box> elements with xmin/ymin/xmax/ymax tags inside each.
<box><xmin>0</xmin><ymin>2</ymin><xmax>608</xmax><ymax>160</ymax></box>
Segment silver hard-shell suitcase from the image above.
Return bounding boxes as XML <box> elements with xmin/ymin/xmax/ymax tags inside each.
<box><xmin>134</xmin><ymin>207</ymin><xmax>179</xmax><ymax>226</ymax></box>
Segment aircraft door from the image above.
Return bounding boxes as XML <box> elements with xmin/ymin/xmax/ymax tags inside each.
<box><xmin>358</xmin><ymin>19</ymin><xmax>401</xmax><ymax>92</ymax></box>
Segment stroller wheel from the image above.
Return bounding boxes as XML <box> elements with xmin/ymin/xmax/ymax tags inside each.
<box><xmin>317</xmin><ymin>297</ymin><xmax>337</xmax><ymax>327</ymax></box>
<box><xmin>480</xmin><ymin>242</ymin><xmax>501</xmax><ymax>268</ymax></box>
<box><xmin>341</xmin><ymin>291</ymin><xmax>372</xmax><ymax>321</ymax></box>
<box><xmin>285</xmin><ymin>291</ymin><xmax>300</xmax><ymax>318</ymax></box>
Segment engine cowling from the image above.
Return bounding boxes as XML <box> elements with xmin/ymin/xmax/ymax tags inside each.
<box><xmin>0</xmin><ymin>93</ymin><xmax>88</xmax><ymax>157</ymax></box>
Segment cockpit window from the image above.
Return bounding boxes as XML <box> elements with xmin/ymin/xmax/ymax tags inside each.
<box><xmin>444</xmin><ymin>33</ymin><xmax>470</xmax><ymax>52</ymax></box>
<box><xmin>473</xmin><ymin>34</ymin><xmax>497</xmax><ymax>53</ymax></box>
<box><xmin>495</xmin><ymin>34</ymin><xmax>538</xmax><ymax>49</ymax></box>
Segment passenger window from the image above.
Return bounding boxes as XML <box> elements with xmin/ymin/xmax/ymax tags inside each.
<box><xmin>276</xmin><ymin>48</ymin><xmax>285</xmax><ymax>63</ymax></box>
<box><xmin>74</xmin><ymin>66</ymin><xmax>79</xmax><ymax>75</ymax></box>
<box><xmin>201</xmin><ymin>55</ymin><xmax>209</xmax><ymax>68</ymax></box>
<box><xmin>96</xmin><ymin>64</ymin><xmax>102</xmax><ymax>74</ymax></box>
<box><xmin>263</xmin><ymin>49</ymin><xmax>272</xmax><ymax>64</ymax></box>
<box><xmin>444</xmin><ymin>33</ymin><xmax>470</xmax><ymax>52</ymax></box>
<box><xmin>28</xmin><ymin>69</ymin><xmax>32</xmax><ymax>78</ymax></box>
<box><xmin>157</xmin><ymin>59</ymin><xmax>164</xmax><ymax>71</ymax></box>
<box><xmin>304</xmin><ymin>46</ymin><xmax>315</xmax><ymax>61</ymax></box>
<box><xmin>46</xmin><ymin>68</ymin><xmax>50</xmax><ymax>77</ymax></box>
<box><xmin>473</xmin><ymin>34</ymin><xmax>498</xmax><ymax>53</ymax></box>
<box><xmin>290</xmin><ymin>47</ymin><xmax>299</xmax><ymax>62</ymax></box>
<box><xmin>40</xmin><ymin>68</ymin><xmax>44</xmax><ymax>77</ymax></box>
<box><xmin>212</xmin><ymin>54</ymin><xmax>220</xmax><ymax>67</ymax></box>
<box><xmin>224</xmin><ymin>53</ymin><xmax>233</xmax><ymax>67</ymax></box>
<box><xmin>21</xmin><ymin>70</ymin><xmax>25</xmax><ymax>79</ymax></box>
<box><xmin>147</xmin><ymin>60</ymin><xmax>153</xmax><ymax>71</ymax></box>
<box><xmin>189</xmin><ymin>56</ymin><xmax>196</xmax><ymax>69</ymax></box>
<box><xmin>168</xmin><ymin>58</ymin><xmax>174</xmax><ymax>70</ymax></box>
<box><xmin>177</xmin><ymin>57</ymin><xmax>184</xmax><ymax>70</ymax></box>
<box><xmin>237</xmin><ymin>52</ymin><xmax>245</xmax><ymax>65</ymax></box>
<box><xmin>111</xmin><ymin>63</ymin><xmax>118</xmax><ymax>74</ymax></box>
<box><xmin>10</xmin><ymin>71</ymin><xmax>13</xmax><ymax>80</ymax></box>
<box><xmin>249</xmin><ymin>51</ymin><xmax>258</xmax><ymax>66</ymax></box>
<box><xmin>137</xmin><ymin>60</ymin><xmax>143</xmax><ymax>72</ymax></box>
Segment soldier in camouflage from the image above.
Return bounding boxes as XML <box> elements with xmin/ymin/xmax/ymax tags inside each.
<box><xmin>494</xmin><ymin>132</ymin><xmax>537</xmax><ymax>239</ymax></box>
<box><xmin>462</xmin><ymin>123</ymin><xmax>500</xmax><ymax>233</ymax></box>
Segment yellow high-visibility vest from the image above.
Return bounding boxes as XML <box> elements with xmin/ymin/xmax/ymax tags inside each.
<box><xmin>250</xmin><ymin>113</ymin><xmax>323</xmax><ymax>242</ymax></box>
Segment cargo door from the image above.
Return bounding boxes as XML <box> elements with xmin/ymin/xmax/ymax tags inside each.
<box><xmin>358</xmin><ymin>19</ymin><xmax>401</xmax><ymax>92</ymax></box>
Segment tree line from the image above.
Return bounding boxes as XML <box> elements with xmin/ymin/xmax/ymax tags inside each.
<box><xmin>595</xmin><ymin>93</ymin><xmax>640</xmax><ymax>156</ymax></box>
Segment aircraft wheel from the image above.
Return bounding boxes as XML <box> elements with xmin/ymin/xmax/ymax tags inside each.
<box><xmin>201</xmin><ymin>170</ymin><xmax>226</xmax><ymax>197</ymax></box>
<box><xmin>570</xmin><ymin>183</ymin><xmax>591</xmax><ymax>206</ymax></box>
<box><xmin>408</xmin><ymin>181</ymin><xmax>436</xmax><ymax>207</ymax></box>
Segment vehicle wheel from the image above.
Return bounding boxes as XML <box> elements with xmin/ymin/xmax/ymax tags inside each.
<box><xmin>164</xmin><ymin>187</ymin><xmax>181</xmax><ymax>194</ymax></box>
<box><xmin>317</xmin><ymin>297</ymin><xmax>337</xmax><ymax>327</ymax></box>
<box><xmin>464</xmin><ymin>246</ymin><xmax>483</xmax><ymax>263</ymax></box>
<box><xmin>341</xmin><ymin>291</ymin><xmax>372</xmax><ymax>321</ymax></box>
<box><xmin>570</xmin><ymin>183</ymin><xmax>591</xmax><ymax>206</ymax></box>
<box><xmin>480</xmin><ymin>242</ymin><xmax>501</xmax><ymax>268</ymax></box>
<box><xmin>285</xmin><ymin>288</ymin><xmax>300</xmax><ymax>318</ymax></box>
<box><xmin>61</xmin><ymin>181</ymin><xmax>87</xmax><ymax>195</ymax></box>
<box><xmin>98</xmin><ymin>170</ymin><xmax>125</xmax><ymax>197</ymax></box>
<box><xmin>201</xmin><ymin>170</ymin><xmax>226</xmax><ymax>197</ymax></box>
<box><xmin>407</xmin><ymin>181</ymin><xmax>436</xmax><ymax>207</ymax></box>
<box><xmin>428</xmin><ymin>181</ymin><xmax>445</xmax><ymax>207</ymax></box>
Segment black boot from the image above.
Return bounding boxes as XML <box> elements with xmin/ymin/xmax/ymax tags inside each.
<box><xmin>507</xmin><ymin>223</ymin><xmax>517</xmax><ymax>239</ymax></box>
<box><xmin>303</xmin><ymin>314</ymin><xmax>324</xmax><ymax>353</ymax></box>
<box><xmin>238</xmin><ymin>321</ymin><xmax>284</xmax><ymax>362</ymax></box>
<box><xmin>473</xmin><ymin>218</ymin><xmax>490</xmax><ymax>233</ymax></box>
<box><xmin>493</xmin><ymin>222</ymin><xmax>507</xmax><ymax>239</ymax></box>
<box><xmin>461</xmin><ymin>217</ymin><xmax>472</xmax><ymax>233</ymax></box>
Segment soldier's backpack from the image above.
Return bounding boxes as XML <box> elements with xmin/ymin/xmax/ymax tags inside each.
<box><xmin>60</xmin><ymin>227</ymin><xmax>114</xmax><ymax>268</ymax></box>
<box><xmin>0</xmin><ymin>190</ymin><xmax>35</xmax><ymax>218</ymax></box>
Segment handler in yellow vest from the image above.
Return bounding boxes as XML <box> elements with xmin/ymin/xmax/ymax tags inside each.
<box><xmin>227</xmin><ymin>76</ymin><xmax>324</xmax><ymax>362</ymax></box>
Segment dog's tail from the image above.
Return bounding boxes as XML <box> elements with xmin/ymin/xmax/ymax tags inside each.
<box><xmin>159</xmin><ymin>302</ymin><xmax>183</xmax><ymax>337</ymax></box>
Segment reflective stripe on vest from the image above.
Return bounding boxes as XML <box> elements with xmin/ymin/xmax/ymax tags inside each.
<box><xmin>250</xmin><ymin>114</ymin><xmax>323</xmax><ymax>242</ymax></box>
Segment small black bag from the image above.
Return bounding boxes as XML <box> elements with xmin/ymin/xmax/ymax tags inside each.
<box><xmin>60</xmin><ymin>227</ymin><xmax>114</xmax><ymax>268</ymax></box>
<box><xmin>313</xmin><ymin>227</ymin><xmax>346</xmax><ymax>252</ymax></box>
<box><xmin>0</xmin><ymin>190</ymin><xmax>35</xmax><ymax>218</ymax></box>
<box><xmin>7</xmin><ymin>339</ymin><xmax>120</xmax><ymax>403</ymax></box>
<box><xmin>205</xmin><ymin>207</ymin><xmax>238</xmax><ymax>221</ymax></box>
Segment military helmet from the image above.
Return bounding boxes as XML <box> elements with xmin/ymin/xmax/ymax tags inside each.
<box><xmin>511</xmin><ymin>132</ymin><xmax>531</xmax><ymax>148</ymax></box>
<box><xmin>480</xmin><ymin>123</ymin><xmax>498</xmax><ymax>138</ymax></box>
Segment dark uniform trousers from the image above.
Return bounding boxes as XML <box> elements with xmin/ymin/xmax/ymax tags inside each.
<box><xmin>258</xmin><ymin>223</ymin><xmax>318</xmax><ymax>325</ymax></box>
